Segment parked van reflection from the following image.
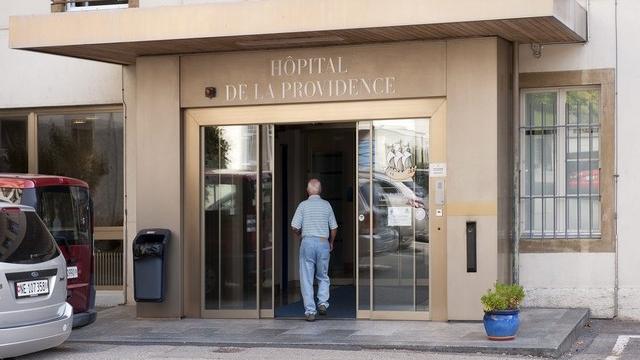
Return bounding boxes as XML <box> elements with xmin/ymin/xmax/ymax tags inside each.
<box><xmin>358</xmin><ymin>172</ymin><xmax>427</xmax><ymax>256</ymax></box>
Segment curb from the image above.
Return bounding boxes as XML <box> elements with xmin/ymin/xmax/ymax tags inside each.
<box><xmin>554</xmin><ymin>307</ymin><xmax>590</xmax><ymax>358</ymax></box>
<box><xmin>68</xmin><ymin>308</ymin><xmax>590</xmax><ymax>358</ymax></box>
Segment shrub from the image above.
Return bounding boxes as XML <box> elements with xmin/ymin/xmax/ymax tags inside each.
<box><xmin>481</xmin><ymin>283</ymin><xmax>525</xmax><ymax>312</ymax></box>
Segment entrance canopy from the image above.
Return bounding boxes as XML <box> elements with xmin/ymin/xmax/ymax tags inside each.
<box><xmin>9</xmin><ymin>0</ymin><xmax>586</xmax><ymax>65</ymax></box>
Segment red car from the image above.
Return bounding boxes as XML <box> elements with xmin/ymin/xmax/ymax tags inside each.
<box><xmin>568</xmin><ymin>169</ymin><xmax>600</xmax><ymax>193</ymax></box>
<box><xmin>0</xmin><ymin>174</ymin><xmax>96</xmax><ymax>328</ymax></box>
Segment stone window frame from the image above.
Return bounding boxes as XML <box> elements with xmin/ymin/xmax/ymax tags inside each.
<box><xmin>518</xmin><ymin>69</ymin><xmax>615</xmax><ymax>253</ymax></box>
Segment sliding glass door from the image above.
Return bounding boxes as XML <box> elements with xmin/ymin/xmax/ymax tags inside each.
<box><xmin>201</xmin><ymin>124</ymin><xmax>274</xmax><ymax>318</ymax></box>
<box><xmin>186</xmin><ymin>99</ymin><xmax>444</xmax><ymax>320</ymax></box>
<box><xmin>357</xmin><ymin>119</ymin><xmax>430</xmax><ymax>319</ymax></box>
<box><xmin>201</xmin><ymin>119</ymin><xmax>429</xmax><ymax>319</ymax></box>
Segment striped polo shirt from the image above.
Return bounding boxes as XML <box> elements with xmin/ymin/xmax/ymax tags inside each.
<box><xmin>291</xmin><ymin>195</ymin><xmax>338</xmax><ymax>239</ymax></box>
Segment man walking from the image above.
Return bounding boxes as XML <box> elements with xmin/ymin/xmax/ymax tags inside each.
<box><xmin>291</xmin><ymin>178</ymin><xmax>338</xmax><ymax>322</ymax></box>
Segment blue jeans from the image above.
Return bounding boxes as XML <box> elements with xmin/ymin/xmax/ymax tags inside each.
<box><xmin>299</xmin><ymin>236</ymin><xmax>331</xmax><ymax>315</ymax></box>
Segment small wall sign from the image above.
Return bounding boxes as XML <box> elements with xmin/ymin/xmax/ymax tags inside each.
<box><xmin>430</xmin><ymin>163</ymin><xmax>447</xmax><ymax>177</ymax></box>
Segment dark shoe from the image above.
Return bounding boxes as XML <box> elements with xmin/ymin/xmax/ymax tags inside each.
<box><xmin>318</xmin><ymin>304</ymin><xmax>327</xmax><ymax>316</ymax></box>
<box><xmin>305</xmin><ymin>313</ymin><xmax>316</xmax><ymax>322</ymax></box>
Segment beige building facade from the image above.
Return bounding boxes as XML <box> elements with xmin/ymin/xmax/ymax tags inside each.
<box><xmin>4</xmin><ymin>0</ymin><xmax>639</xmax><ymax>321</ymax></box>
<box><xmin>1</xmin><ymin>1</ymin><xmax>125</xmax><ymax>307</ymax></box>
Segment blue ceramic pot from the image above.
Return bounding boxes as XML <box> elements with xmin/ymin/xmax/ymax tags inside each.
<box><xmin>483</xmin><ymin>309</ymin><xmax>520</xmax><ymax>340</ymax></box>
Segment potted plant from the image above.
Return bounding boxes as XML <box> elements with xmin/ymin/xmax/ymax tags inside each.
<box><xmin>480</xmin><ymin>283</ymin><xmax>526</xmax><ymax>341</ymax></box>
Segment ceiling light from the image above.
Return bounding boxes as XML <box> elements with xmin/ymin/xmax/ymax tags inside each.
<box><xmin>236</xmin><ymin>35</ymin><xmax>345</xmax><ymax>47</ymax></box>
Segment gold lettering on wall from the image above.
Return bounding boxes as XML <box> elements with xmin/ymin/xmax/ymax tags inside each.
<box><xmin>224</xmin><ymin>56</ymin><xmax>396</xmax><ymax>102</ymax></box>
<box><xmin>181</xmin><ymin>42</ymin><xmax>447</xmax><ymax>108</ymax></box>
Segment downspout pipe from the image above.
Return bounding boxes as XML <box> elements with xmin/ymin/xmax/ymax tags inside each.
<box><xmin>613</xmin><ymin>0</ymin><xmax>619</xmax><ymax>319</ymax></box>
<box><xmin>512</xmin><ymin>41</ymin><xmax>520</xmax><ymax>284</ymax></box>
<box><xmin>121</xmin><ymin>65</ymin><xmax>128</xmax><ymax>304</ymax></box>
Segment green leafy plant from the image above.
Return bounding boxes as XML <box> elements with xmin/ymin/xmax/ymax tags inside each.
<box><xmin>481</xmin><ymin>283</ymin><xmax>525</xmax><ymax>312</ymax></box>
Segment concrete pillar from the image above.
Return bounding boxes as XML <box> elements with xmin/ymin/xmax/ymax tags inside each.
<box><xmin>445</xmin><ymin>38</ymin><xmax>512</xmax><ymax>320</ymax></box>
<box><xmin>123</xmin><ymin>64</ymin><xmax>137</xmax><ymax>306</ymax></box>
<box><xmin>134</xmin><ymin>56</ymin><xmax>182</xmax><ymax>318</ymax></box>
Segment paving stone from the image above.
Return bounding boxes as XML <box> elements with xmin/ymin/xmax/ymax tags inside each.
<box><xmin>69</xmin><ymin>305</ymin><xmax>589</xmax><ymax>358</ymax></box>
<box><xmin>248</xmin><ymin>328</ymin><xmax>288</xmax><ymax>337</ymax></box>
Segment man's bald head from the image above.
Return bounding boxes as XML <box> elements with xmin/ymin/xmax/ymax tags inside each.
<box><xmin>307</xmin><ymin>179</ymin><xmax>322</xmax><ymax>196</ymax></box>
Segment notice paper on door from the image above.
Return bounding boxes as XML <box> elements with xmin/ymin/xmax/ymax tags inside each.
<box><xmin>388</xmin><ymin>207</ymin><xmax>412</xmax><ymax>226</ymax></box>
<box><xmin>430</xmin><ymin>163</ymin><xmax>447</xmax><ymax>177</ymax></box>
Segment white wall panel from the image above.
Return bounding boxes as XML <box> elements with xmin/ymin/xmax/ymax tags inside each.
<box><xmin>520</xmin><ymin>253</ymin><xmax>615</xmax><ymax>318</ymax></box>
<box><xmin>616</xmin><ymin>0</ymin><xmax>640</xmax><ymax>320</ymax></box>
<box><xmin>517</xmin><ymin>0</ymin><xmax>619</xmax><ymax>319</ymax></box>
<box><xmin>1</xmin><ymin>1</ymin><xmax>121</xmax><ymax>109</ymax></box>
<box><xmin>0</xmin><ymin>0</ymin><xmax>49</xmax><ymax>29</ymax></box>
<box><xmin>0</xmin><ymin>32</ymin><xmax>121</xmax><ymax>109</ymax></box>
<box><xmin>519</xmin><ymin>0</ymin><xmax>615</xmax><ymax>73</ymax></box>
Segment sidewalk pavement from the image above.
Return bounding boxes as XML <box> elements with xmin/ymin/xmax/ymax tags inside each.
<box><xmin>69</xmin><ymin>306</ymin><xmax>589</xmax><ymax>358</ymax></box>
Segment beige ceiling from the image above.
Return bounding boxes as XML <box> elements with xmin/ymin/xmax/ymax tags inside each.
<box><xmin>9</xmin><ymin>0</ymin><xmax>587</xmax><ymax>65</ymax></box>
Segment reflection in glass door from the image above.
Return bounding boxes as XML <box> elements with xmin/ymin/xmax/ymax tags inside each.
<box><xmin>357</xmin><ymin>119</ymin><xmax>429</xmax><ymax>318</ymax></box>
<box><xmin>201</xmin><ymin>125</ymin><xmax>273</xmax><ymax>317</ymax></box>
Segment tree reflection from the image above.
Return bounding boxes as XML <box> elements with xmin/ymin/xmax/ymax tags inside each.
<box><xmin>39</xmin><ymin>125</ymin><xmax>107</xmax><ymax>190</ymax></box>
<box><xmin>204</xmin><ymin>127</ymin><xmax>230</xmax><ymax>170</ymax></box>
<box><xmin>0</xmin><ymin>118</ymin><xmax>27</xmax><ymax>173</ymax></box>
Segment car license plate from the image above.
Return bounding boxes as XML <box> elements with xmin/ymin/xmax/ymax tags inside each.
<box><xmin>15</xmin><ymin>279</ymin><xmax>49</xmax><ymax>298</ymax></box>
<box><xmin>67</xmin><ymin>266</ymin><xmax>79</xmax><ymax>279</ymax></box>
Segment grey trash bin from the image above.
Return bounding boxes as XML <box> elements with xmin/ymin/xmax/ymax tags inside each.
<box><xmin>133</xmin><ymin>229</ymin><xmax>171</xmax><ymax>302</ymax></box>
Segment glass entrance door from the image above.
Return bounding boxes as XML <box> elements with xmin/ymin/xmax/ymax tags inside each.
<box><xmin>186</xmin><ymin>99</ymin><xmax>443</xmax><ymax>320</ymax></box>
<box><xmin>201</xmin><ymin>124</ymin><xmax>274</xmax><ymax>318</ymax></box>
<box><xmin>357</xmin><ymin>119</ymin><xmax>430</xmax><ymax>319</ymax></box>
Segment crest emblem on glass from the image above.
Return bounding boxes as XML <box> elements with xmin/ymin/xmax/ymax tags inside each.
<box><xmin>385</xmin><ymin>142</ymin><xmax>416</xmax><ymax>181</ymax></box>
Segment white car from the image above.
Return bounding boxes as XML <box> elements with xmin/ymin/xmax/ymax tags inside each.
<box><xmin>0</xmin><ymin>203</ymin><xmax>73</xmax><ymax>358</ymax></box>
